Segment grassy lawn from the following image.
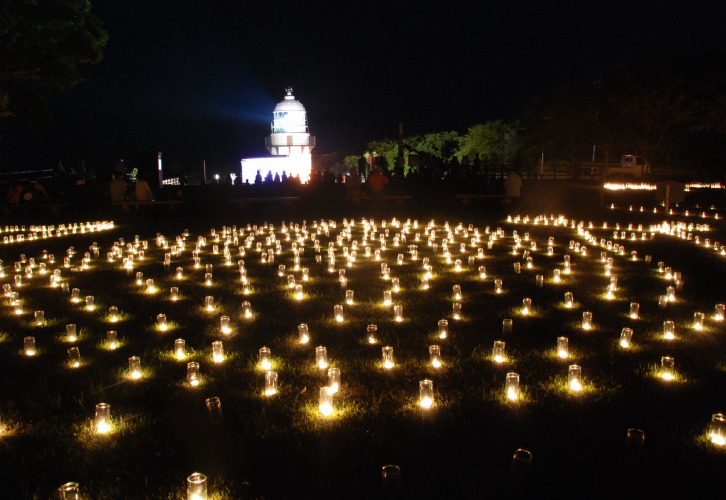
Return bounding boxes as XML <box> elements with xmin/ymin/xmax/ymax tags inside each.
<box><xmin>1</xmin><ymin>204</ymin><xmax>725</xmax><ymax>499</ymax></box>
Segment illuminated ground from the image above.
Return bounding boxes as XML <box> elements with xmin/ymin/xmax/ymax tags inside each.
<box><xmin>1</xmin><ymin>205</ymin><xmax>725</xmax><ymax>499</ymax></box>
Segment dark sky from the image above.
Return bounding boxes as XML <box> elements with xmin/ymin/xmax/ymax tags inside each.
<box><xmin>3</xmin><ymin>0</ymin><xmax>726</xmax><ymax>171</ymax></box>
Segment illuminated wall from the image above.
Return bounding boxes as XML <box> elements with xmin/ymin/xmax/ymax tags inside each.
<box><xmin>240</xmin><ymin>155</ymin><xmax>312</xmax><ymax>184</ymax></box>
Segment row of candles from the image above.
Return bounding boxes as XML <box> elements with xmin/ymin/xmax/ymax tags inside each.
<box><xmin>0</xmin><ymin>221</ymin><xmax>113</xmax><ymax>244</ymax></box>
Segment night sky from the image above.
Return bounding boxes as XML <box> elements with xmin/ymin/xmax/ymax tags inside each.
<box><xmin>3</xmin><ymin>0</ymin><xmax>726</xmax><ymax>172</ymax></box>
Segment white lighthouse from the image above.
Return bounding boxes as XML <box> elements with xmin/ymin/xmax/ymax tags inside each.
<box><xmin>266</xmin><ymin>88</ymin><xmax>316</xmax><ymax>156</ymax></box>
<box><xmin>240</xmin><ymin>88</ymin><xmax>315</xmax><ymax>184</ymax></box>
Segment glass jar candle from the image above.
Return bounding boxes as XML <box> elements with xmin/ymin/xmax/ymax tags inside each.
<box><xmin>187</xmin><ymin>362</ymin><xmax>200</xmax><ymax>386</ymax></box>
<box><xmin>568</xmin><ymin>365</ymin><xmax>583</xmax><ymax>391</ymax></box>
<box><xmin>94</xmin><ymin>403</ymin><xmax>111</xmax><ymax>433</ymax></box>
<box><xmin>174</xmin><ymin>339</ymin><xmax>186</xmax><ymax>359</ymax></box>
<box><xmin>366</xmin><ymin>324</ymin><xmax>377</xmax><ymax>344</ymax></box>
<box><xmin>298</xmin><ymin>324</ymin><xmax>310</xmax><ymax>344</ymax></box>
<box><xmin>328</xmin><ymin>367</ymin><xmax>341</xmax><ymax>393</ymax></box>
<box><xmin>66</xmin><ymin>324</ymin><xmax>77</xmax><ymax>342</ymax></box>
<box><xmin>582</xmin><ymin>311</ymin><xmax>592</xmax><ymax>330</ymax></box>
<box><xmin>505</xmin><ymin>372</ymin><xmax>520</xmax><ymax>400</ymax></box>
<box><xmin>128</xmin><ymin>356</ymin><xmax>141</xmax><ymax>379</ymax></box>
<box><xmin>334</xmin><ymin>305</ymin><xmax>344</xmax><ymax>322</ymax></box>
<box><xmin>663</xmin><ymin>320</ymin><xmax>675</xmax><ymax>340</ymax></box>
<box><xmin>493</xmin><ymin>341</ymin><xmax>506</xmax><ymax>363</ymax></box>
<box><xmin>660</xmin><ymin>356</ymin><xmax>675</xmax><ymax>380</ymax></box>
<box><xmin>620</xmin><ymin>328</ymin><xmax>633</xmax><ymax>348</ymax></box>
<box><xmin>316</xmin><ymin>346</ymin><xmax>328</xmax><ymax>369</ymax></box>
<box><xmin>212</xmin><ymin>341</ymin><xmax>224</xmax><ymax>363</ymax></box>
<box><xmin>557</xmin><ymin>337</ymin><xmax>569</xmax><ymax>358</ymax></box>
<box><xmin>259</xmin><ymin>347</ymin><xmax>272</xmax><ymax>370</ymax></box>
<box><xmin>429</xmin><ymin>345</ymin><xmax>442</xmax><ymax>368</ymax></box>
<box><xmin>382</xmin><ymin>346</ymin><xmax>394</xmax><ymax>369</ymax></box>
<box><xmin>419</xmin><ymin>379</ymin><xmax>434</xmax><ymax>409</ymax></box>
<box><xmin>106</xmin><ymin>331</ymin><xmax>118</xmax><ymax>350</ymax></box>
<box><xmin>264</xmin><ymin>371</ymin><xmax>278</xmax><ymax>396</ymax></box>
<box><xmin>241</xmin><ymin>301</ymin><xmax>252</xmax><ymax>318</ymax></box>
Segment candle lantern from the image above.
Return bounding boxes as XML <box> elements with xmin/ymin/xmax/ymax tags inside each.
<box><xmin>582</xmin><ymin>311</ymin><xmax>592</xmax><ymax>330</ymax></box>
<box><xmin>505</xmin><ymin>372</ymin><xmax>520</xmax><ymax>400</ymax></box>
<box><xmin>187</xmin><ymin>472</ymin><xmax>208</xmax><ymax>500</ymax></box>
<box><xmin>278</xmin><ymin>264</ymin><xmax>286</xmax><ymax>276</ymax></box>
<box><xmin>383</xmin><ymin>291</ymin><xmax>392</xmax><ymax>306</ymax></box>
<box><xmin>34</xmin><ymin>310</ymin><xmax>44</xmax><ymax>326</ymax></box>
<box><xmin>658</xmin><ymin>295</ymin><xmax>668</xmax><ymax>309</ymax></box>
<box><xmin>205</xmin><ymin>396</ymin><xmax>223</xmax><ymax>424</ymax></box>
<box><xmin>176</xmin><ymin>267</ymin><xmax>183</xmax><ymax>280</ymax></box>
<box><xmin>298</xmin><ymin>323</ymin><xmax>310</xmax><ymax>344</ymax></box>
<box><xmin>495</xmin><ymin>279</ymin><xmax>503</xmax><ymax>294</ymax></box>
<box><xmin>302</xmin><ymin>267</ymin><xmax>309</xmax><ymax>281</ymax></box>
<box><xmin>107</xmin><ymin>331</ymin><xmax>118</xmax><ymax>350</ymax></box>
<box><xmin>438</xmin><ymin>319</ymin><xmax>448</xmax><ymax>339</ymax></box>
<box><xmin>663</xmin><ymin>320</ymin><xmax>675</xmax><ymax>340</ymax></box>
<box><xmin>212</xmin><ymin>341</ymin><xmax>224</xmax><ymax>363</ymax></box>
<box><xmin>381</xmin><ymin>465</ymin><xmax>402</xmax><ymax>494</ymax></box>
<box><xmin>136</xmin><ymin>272</ymin><xmax>144</xmax><ymax>285</ymax></box>
<box><xmin>503</xmin><ymin>319</ymin><xmax>513</xmax><ymax>335</ymax></box>
<box><xmin>292</xmin><ymin>283</ymin><xmax>303</xmax><ymax>300</ymax></box>
<box><xmin>66</xmin><ymin>324</ymin><xmax>77</xmax><ymax>342</ymax></box>
<box><xmin>536</xmin><ymin>275</ymin><xmax>543</xmax><ymax>287</ymax></box>
<box><xmin>334</xmin><ymin>305</ymin><xmax>344</xmax><ymax>322</ymax></box>
<box><xmin>419</xmin><ymin>379</ymin><xmax>434</xmax><ymax>408</ymax></box>
<box><xmin>94</xmin><ymin>403</ymin><xmax>111</xmax><ymax>433</ymax></box>
<box><xmin>109</xmin><ymin>306</ymin><xmax>119</xmax><ymax>322</ymax></box>
<box><xmin>568</xmin><ymin>365</ymin><xmax>583</xmax><ymax>391</ymax></box>
<box><xmin>203</xmin><ymin>296</ymin><xmax>214</xmax><ymax>312</ymax></box>
<box><xmin>710</xmin><ymin>413</ymin><xmax>726</xmax><ymax>446</ymax></box>
<box><xmin>557</xmin><ymin>337</ymin><xmax>569</xmax><ymax>358</ymax></box>
<box><xmin>175</xmin><ymin>339</ymin><xmax>186</xmax><ymax>359</ymax></box>
<box><xmin>328</xmin><ymin>367</ymin><xmax>341</xmax><ymax>393</ymax></box>
<box><xmin>392</xmin><ymin>277</ymin><xmax>400</xmax><ymax>292</ymax></box>
<box><xmin>129</xmin><ymin>356</ymin><xmax>141</xmax><ymax>378</ymax></box>
<box><xmin>454</xmin><ymin>259</ymin><xmax>462</xmax><ymax>271</ymax></box>
<box><xmin>219</xmin><ymin>315</ymin><xmax>231</xmax><ymax>334</ymax></box>
<box><xmin>319</xmin><ymin>387</ymin><xmax>334</xmax><ymax>416</ymax></box>
<box><xmin>394</xmin><ymin>304</ymin><xmax>403</xmax><ymax>322</ymax></box>
<box><xmin>630</xmin><ymin>303</ymin><xmax>639</xmax><ymax>319</ymax></box>
<box><xmin>382</xmin><ymin>346</ymin><xmax>395</xmax><ymax>369</ymax></box>
<box><xmin>71</xmin><ymin>288</ymin><xmax>81</xmax><ymax>303</ymax></box>
<box><xmin>157</xmin><ymin>314</ymin><xmax>168</xmax><ymax>331</ymax></box>
<box><xmin>452</xmin><ymin>302</ymin><xmax>462</xmax><ymax>319</ymax></box>
<box><xmin>67</xmin><ymin>347</ymin><xmax>80</xmax><ymax>367</ymax></box>
<box><xmin>522</xmin><ymin>298</ymin><xmax>532</xmax><ymax>315</ymax></box>
<box><xmin>366</xmin><ymin>324</ymin><xmax>378</xmax><ymax>344</ymax></box>
<box><xmin>316</xmin><ymin>346</ymin><xmax>328</xmax><ymax>369</ymax></box>
<box><xmin>666</xmin><ymin>286</ymin><xmax>676</xmax><ymax>302</ymax></box>
<box><xmin>479</xmin><ymin>266</ymin><xmax>487</xmax><ymax>279</ymax></box>
<box><xmin>493</xmin><ymin>341</ymin><xmax>506</xmax><ymax>362</ymax></box>
<box><xmin>241</xmin><ymin>301</ymin><xmax>252</xmax><ymax>318</ymax></box>
<box><xmin>620</xmin><ymin>328</ymin><xmax>633</xmax><ymax>348</ymax></box>
<box><xmin>693</xmin><ymin>312</ymin><xmax>705</xmax><ymax>330</ymax></box>
<box><xmin>187</xmin><ymin>362</ymin><xmax>200</xmax><ymax>386</ymax></box>
<box><xmin>513</xmin><ymin>262</ymin><xmax>521</xmax><ymax>274</ymax></box>
<box><xmin>715</xmin><ymin>304</ymin><xmax>725</xmax><ymax>321</ymax></box>
<box><xmin>58</xmin><ymin>482</ymin><xmax>80</xmax><ymax>499</ymax></box>
<box><xmin>85</xmin><ymin>295</ymin><xmax>94</xmax><ymax>311</ymax></box>
<box><xmin>564</xmin><ymin>292</ymin><xmax>573</xmax><ymax>308</ymax></box>
<box><xmin>453</xmin><ymin>285</ymin><xmax>462</xmax><ymax>300</ymax></box>
<box><xmin>259</xmin><ymin>347</ymin><xmax>272</xmax><ymax>370</ymax></box>
<box><xmin>660</xmin><ymin>356</ymin><xmax>675</xmax><ymax>380</ymax></box>
<box><xmin>170</xmin><ymin>287</ymin><xmax>179</xmax><ymax>301</ymax></box>
<box><xmin>429</xmin><ymin>345</ymin><xmax>442</xmax><ymax>368</ymax></box>
<box><xmin>24</xmin><ymin>336</ymin><xmax>36</xmax><ymax>355</ymax></box>
<box><xmin>146</xmin><ymin>279</ymin><xmax>156</xmax><ymax>293</ymax></box>
<box><xmin>265</xmin><ymin>371</ymin><xmax>278</xmax><ymax>396</ymax></box>
<box><xmin>204</xmin><ymin>273</ymin><xmax>212</xmax><ymax>286</ymax></box>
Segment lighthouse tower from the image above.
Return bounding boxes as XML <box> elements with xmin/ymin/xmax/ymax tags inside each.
<box><xmin>240</xmin><ymin>88</ymin><xmax>316</xmax><ymax>184</ymax></box>
<box><xmin>265</xmin><ymin>88</ymin><xmax>316</xmax><ymax>156</ymax></box>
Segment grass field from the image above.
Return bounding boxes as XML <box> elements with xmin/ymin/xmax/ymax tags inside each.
<box><xmin>1</xmin><ymin>203</ymin><xmax>726</xmax><ymax>499</ymax></box>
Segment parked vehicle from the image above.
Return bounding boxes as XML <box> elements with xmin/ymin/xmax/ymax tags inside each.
<box><xmin>607</xmin><ymin>155</ymin><xmax>648</xmax><ymax>178</ymax></box>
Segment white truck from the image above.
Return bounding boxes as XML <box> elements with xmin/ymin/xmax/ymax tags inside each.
<box><xmin>607</xmin><ymin>155</ymin><xmax>648</xmax><ymax>178</ymax></box>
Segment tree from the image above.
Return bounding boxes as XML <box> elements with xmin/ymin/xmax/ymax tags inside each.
<box><xmin>0</xmin><ymin>0</ymin><xmax>108</xmax><ymax>127</ymax></box>
<box><xmin>460</xmin><ymin>121</ymin><xmax>530</xmax><ymax>164</ymax></box>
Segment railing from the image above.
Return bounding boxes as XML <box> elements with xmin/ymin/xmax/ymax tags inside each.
<box><xmin>0</xmin><ymin>169</ymin><xmax>55</xmax><ymax>190</ymax></box>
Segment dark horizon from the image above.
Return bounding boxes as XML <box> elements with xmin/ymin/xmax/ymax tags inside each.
<box><xmin>2</xmin><ymin>0</ymin><xmax>725</xmax><ymax>173</ymax></box>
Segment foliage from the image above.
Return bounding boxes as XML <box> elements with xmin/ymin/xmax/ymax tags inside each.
<box><xmin>0</xmin><ymin>0</ymin><xmax>108</xmax><ymax>127</ymax></box>
<box><xmin>460</xmin><ymin>121</ymin><xmax>532</xmax><ymax>164</ymax></box>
